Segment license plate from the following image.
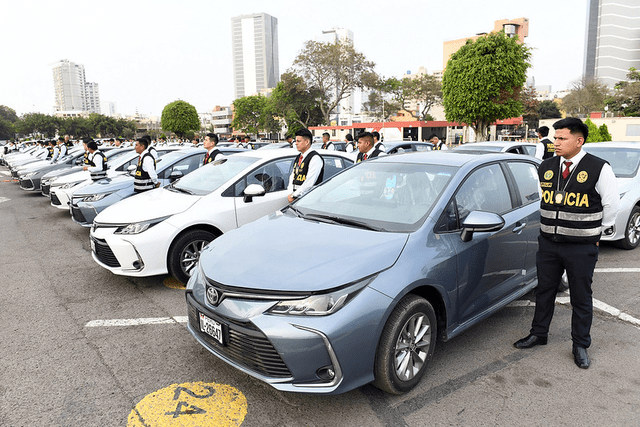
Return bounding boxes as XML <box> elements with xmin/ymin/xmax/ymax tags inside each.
<box><xmin>199</xmin><ymin>313</ymin><xmax>225</xmax><ymax>345</ymax></box>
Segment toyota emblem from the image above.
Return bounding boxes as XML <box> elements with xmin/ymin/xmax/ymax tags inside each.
<box><xmin>206</xmin><ymin>286</ymin><xmax>220</xmax><ymax>306</ymax></box>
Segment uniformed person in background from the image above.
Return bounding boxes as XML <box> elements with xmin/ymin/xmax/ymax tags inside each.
<box><xmin>356</xmin><ymin>132</ymin><xmax>386</xmax><ymax>163</ymax></box>
<box><xmin>321</xmin><ymin>132</ymin><xmax>335</xmax><ymax>150</ymax></box>
<box><xmin>287</xmin><ymin>128</ymin><xmax>324</xmax><ymax>203</ymax></box>
<box><xmin>64</xmin><ymin>134</ymin><xmax>73</xmax><ymax>149</ymax></box>
<box><xmin>46</xmin><ymin>140</ymin><xmax>55</xmax><ymax>160</ymax></box>
<box><xmin>57</xmin><ymin>137</ymin><xmax>68</xmax><ymax>159</ymax></box>
<box><xmin>372</xmin><ymin>131</ymin><xmax>386</xmax><ymax>152</ymax></box>
<box><xmin>203</xmin><ymin>133</ymin><xmax>224</xmax><ymax>165</ymax></box>
<box><xmin>83</xmin><ymin>139</ymin><xmax>108</xmax><ymax>181</ymax></box>
<box><xmin>345</xmin><ymin>134</ymin><xmax>356</xmax><ymax>153</ymax></box>
<box><xmin>514</xmin><ymin>117</ymin><xmax>619</xmax><ymax>370</ymax></box>
<box><xmin>429</xmin><ymin>133</ymin><xmax>448</xmax><ymax>150</ymax></box>
<box><xmin>133</xmin><ymin>137</ymin><xmax>159</xmax><ymax>193</ymax></box>
<box><xmin>537</xmin><ymin>126</ymin><xmax>555</xmax><ymax>159</ymax></box>
<box><xmin>285</xmin><ymin>134</ymin><xmax>294</xmax><ymax>148</ymax></box>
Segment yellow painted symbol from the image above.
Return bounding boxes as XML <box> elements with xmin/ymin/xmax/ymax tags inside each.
<box><xmin>543</xmin><ymin>170</ymin><xmax>553</xmax><ymax>180</ymax></box>
<box><xmin>163</xmin><ymin>276</ymin><xmax>186</xmax><ymax>290</ymax></box>
<box><xmin>577</xmin><ymin>171</ymin><xmax>588</xmax><ymax>183</ymax></box>
<box><xmin>128</xmin><ymin>382</ymin><xmax>247</xmax><ymax>426</ymax></box>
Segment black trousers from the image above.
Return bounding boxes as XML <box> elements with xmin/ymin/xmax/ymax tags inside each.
<box><xmin>530</xmin><ymin>235</ymin><xmax>599</xmax><ymax>348</ymax></box>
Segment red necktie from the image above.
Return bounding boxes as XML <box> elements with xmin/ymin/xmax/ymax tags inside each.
<box><xmin>363</xmin><ymin>154</ymin><xmax>368</xmax><ymax>161</ymax></box>
<box><xmin>562</xmin><ymin>161</ymin><xmax>572</xmax><ymax>179</ymax></box>
<box><xmin>204</xmin><ymin>152</ymin><xmax>209</xmax><ymax>163</ymax></box>
<box><xmin>298</xmin><ymin>156</ymin><xmax>303</xmax><ymax>167</ymax></box>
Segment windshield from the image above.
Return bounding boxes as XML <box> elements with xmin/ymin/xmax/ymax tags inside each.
<box><xmin>293</xmin><ymin>162</ymin><xmax>457</xmax><ymax>232</ymax></box>
<box><xmin>172</xmin><ymin>156</ymin><xmax>259</xmax><ymax>195</ymax></box>
<box><xmin>583</xmin><ymin>147</ymin><xmax>640</xmax><ymax>178</ymax></box>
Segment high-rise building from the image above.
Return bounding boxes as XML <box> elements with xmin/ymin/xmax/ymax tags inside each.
<box><xmin>231</xmin><ymin>13</ymin><xmax>280</xmax><ymax>99</ymax></box>
<box><xmin>584</xmin><ymin>0</ymin><xmax>640</xmax><ymax>87</ymax></box>
<box><xmin>52</xmin><ymin>59</ymin><xmax>101</xmax><ymax>113</ymax></box>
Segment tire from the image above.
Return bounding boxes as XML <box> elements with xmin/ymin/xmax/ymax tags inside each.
<box><xmin>373</xmin><ymin>295</ymin><xmax>437</xmax><ymax>395</ymax></box>
<box><xmin>168</xmin><ymin>230</ymin><xmax>218</xmax><ymax>284</ymax></box>
<box><xmin>616</xmin><ymin>206</ymin><xmax>640</xmax><ymax>250</ymax></box>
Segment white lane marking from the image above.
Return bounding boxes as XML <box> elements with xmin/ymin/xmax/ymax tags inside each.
<box><xmin>595</xmin><ymin>268</ymin><xmax>640</xmax><ymax>273</ymax></box>
<box><xmin>85</xmin><ymin>316</ymin><xmax>187</xmax><ymax>327</ymax></box>
<box><xmin>0</xmin><ymin>197</ymin><xmax>9</xmax><ymax>204</ymax></box>
<box><xmin>1</xmin><ymin>171</ymin><xmax>10</xmax><ymax>176</ymax></box>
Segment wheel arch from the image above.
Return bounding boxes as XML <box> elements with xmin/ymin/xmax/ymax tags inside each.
<box><xmin>406</xmin><ymin>284</ymin><xmax>448</xmax><ymax>342</ymax></box>
<box><xmin>166</xmin><ymin>223</ymin><xmax>223</xmax><ymax>265</ymax></box>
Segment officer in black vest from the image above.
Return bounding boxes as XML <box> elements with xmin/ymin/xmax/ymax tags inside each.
<box><xmin>203</xmin><ymin>133</ymin><xmax>224</xmax><ymax>166</ymax></box>
<box><xmin>356</xmin><ymin>132</ymin><xmax>386</xmax><ymax>163</ymax></box>
<box><xmin>46</xmin><ymin>140</ymin><xmax>55</xmax><ymax>160</ymax></box>
<box><xmin>287</xmin><ymin>128</ymin><xmax>324</xmax><ymax>203</ymax></box>
<box><xmin>514</xmin><ymin>118</ymin><xmax>619</xmax><ymax>369</ymax></box>
<box><xmin>537</xmin><ymin>126</ymin><xmax>555</xmax><ymax>159</ymax></box>
<box><xmin>345</xmin><ymin>133</ymin><xmax>356</xmax><ymax>153</ymax></box>
<box><xmin>321</xmin><ymin>132</ymin><xmax>335</xmax><ymax>150</ymax></box>
<box><xmin>133</xmin><ymin>137</ymin><xmax>159</xmax><ymax>193</ymax></box>
<box><xmin>83</xmin><ymin>139</ymin><xmax>107</xmax><ymax>181</ymax></box>
<box><xmin>372</xmin><ymin>131</ymin><xmax>386</xmax><ymax>152</ymax></box>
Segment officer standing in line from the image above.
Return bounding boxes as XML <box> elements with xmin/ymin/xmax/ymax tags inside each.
<box><xmin>321</xmin><ymin>132</ymin><xmax>335</xmax><ymax>150</ymax></box>
<box><xmin>287</xmin><ymin>128</ymin><xmax>324</xmax><ymax>203</ymax></box>
<box><xmin>356</xmin><ymin>132</ymin><xmax>386</xmax><ymax>163</ymax></box>
<box><xmin>203</xmin><ymin>133</ymin><xmax>224</xmax><ymax>165</ymax></box>
<box><xmin>537</xmin><ymin>126</ymin><xmax>555</xmax><ymax>159</ymax></box>
<box><xmin>345</xmin><ymin>134</ymin><xmax>356</xmax><ymax>153</ymax></box>
<box><xmin>372</xmin><ymin>131</ymin><xmax>386</xmax><ymax>152</ymax></box>
<box><xmin>46</xmin><ymin>140</ymin><xmax>55</xmax><ymax>160</ymax></box>
<box><xmin>133</xmin><ymin>137</ymin><xmax>159</xmax><ymax>193</ymax></box>
<box><xmin>513</xmin><ymin>117</ymin><xmax>619</xmax><ymax>369</ymax></box>
<box><xmin>82</xmin><ymin>139</ymin><xmax>108</xmax><ymax>181</ymax></box>
<box><xmin>57</xmin><ymin>137</ymin><xmax>69</xmax><ymax>158</ymax></box>
<box><xmin>429</xmin><ymin>134</ymin><xmax>448</xmax><ymax>150</ymax></box>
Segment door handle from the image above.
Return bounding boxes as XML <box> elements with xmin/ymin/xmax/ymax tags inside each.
<box><xmin>512</xmin><ymin>222</ymin><xmax>526</xmax><ymax>233</ymax></box>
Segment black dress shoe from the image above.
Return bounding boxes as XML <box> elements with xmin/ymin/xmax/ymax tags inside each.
<box><xmin>573</xmin><ymin>346</ymin><xmax>590</xmax><ymax>369</ymax></box>
<box><xmin>513</xmin><ymin>334</ymin><xmax>548</xmax><ymax>349</ymax></box>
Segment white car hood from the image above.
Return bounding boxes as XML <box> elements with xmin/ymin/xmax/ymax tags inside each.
<box><xmin>94</xmin><ymin>187</ymin><xmax>200</xmax><ymax>224</ymax></box>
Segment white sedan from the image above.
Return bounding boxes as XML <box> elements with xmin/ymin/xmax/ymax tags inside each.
<box><xmin>90</xmin><ymin>149</ymin><xmax>354</xmax><ymax>283</ymax></box>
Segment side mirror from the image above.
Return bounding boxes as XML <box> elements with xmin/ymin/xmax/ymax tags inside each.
<box><xmin>169</xmin><ymin>170</ymin><xmax>183</xmax><ymax>182</ymax></box>
<box><xmin>460</xmin><ymin>211</ymin><xmax>505</xmax><ymax>242</ymax></box>
<box><xmin>243</xmin><ymin>184</ymin><xmax>266</xmax><ymax>203</ymax></box>
<box><xmin>127</xmin><ymin>164</ymin><xmax>136</xmax><ymax>176</ymax></box>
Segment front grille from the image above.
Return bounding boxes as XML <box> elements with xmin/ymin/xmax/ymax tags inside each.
<box><xmin>92</xmin><ymin>237</ymin><xmax>121</xmax><ymax>267</ymax></box>
<box><xmin>19</xmin><ymin>179</ymin><xmax>34</xmax><ymax>190</ymax></box>
<box><xmin>50</xmin><ymin>192</ymin><xmax>62</xmax><ymax>205</ymax></box>
<box><xmin>71</xmin><ymin>205</ymin><xmax>87</xmax><ymax>224</ymax></box>
<box><xmin>187</xmin><ymin>294</ymin><xmax>291</xmax><ymax>378</ymax></box>
<box><xmin>41</xmin><ymin>183</ymin><xmax>50</xmax><ymax>196</ymax></box>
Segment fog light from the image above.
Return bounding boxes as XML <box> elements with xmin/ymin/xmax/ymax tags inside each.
<box><xmin>133</xmin><ymin>261</ymin><xmax>142</xmax><ymax>269</ymax></box>
<box><xmin>316</xmin><ymin>366</ymin><xmax>335</xmax><ymax>380</ymax></box>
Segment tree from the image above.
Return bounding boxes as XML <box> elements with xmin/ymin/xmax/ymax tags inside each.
<box><xmin>362</xmin><ymin>89</ymin><xmax>402</xmax><ymax>121</ymax></box>
<box><xmin>599</xmin><ymin>123</ymin><xmax>612</xmax><ymax>141</ymax></box>
<box><xmin>607</xmin><ymin>67</ymin><xmax>640</xmax><ymax>116</ymax></box>
<box><xmin>584</xmin><ymin>118</ymin><xmax>601</xmax><ymax>143</ymax></box>
<box><xmin>442</xmin><ymin>32</ymin><xmax>531</xmax><ymax>140</ymax></box>
<box><xmin>561</xmin><ymin>78</ymin><xmax>609</xmax><ymax>116</ymax></box>
<box><xmin>232</xmin><ymin>95</ymin><xmax>279</xmax><ymax>136</ymax></box>
<box><xmin>0</xmin><ymin>118</ymin><xmax>14</xmax><ymax>140</ymax></box>
<box><xmin>521</xmin><ymin>85</ymin><xmax>540</xmax><ymax>129</ymax></box>
<box><xmin>290</xmin><ymin>39</ymin><xmax>377</xmax><ymax>124</ymax></box>
<box><xmin>161</xmin><ymin>100</ymin><xmax>200</xmax><ymax>138</ymax></box>
<box><xmin>16</xmin><ymin>113</ymin><xmax>59</xmax><ymax>138</ymax></box>
<box><xmin>0</xmin><ymin>105</ymin><xmax>19</xmax><ymax>124</ymax></box>
<box><xmin>403</xmin><ymin>73</ymin><xmax>443</xmax><ymax>120</ymax></box>
<box><xmin>268</xmin><ymin>72</ymin><xmax>325</xmax><ymax>134</ymax></box>
<box><xmin>538</xmin><ymin>100</ymin><xmax>562</xmax><ymax>119</ymax></box>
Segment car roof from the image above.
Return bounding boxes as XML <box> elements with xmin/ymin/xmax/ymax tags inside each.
<box><xmin>456</xmin><ymin>141</ymin><xmax>537</xmax><ymax>147</ymax></box>
<box><xmin>371</xmin><ymin>150</ymin><xmax>540</xmax><ymax>168</ymax></box>
<box><xmin>230</xmin><ymin>147</ymin><xmax>354</xmax><ymax>160</ymax></box>
<box><xmin>583</xmin><ymin>141</ymin><xmax>640</xmax><ymax>149</ymax></box>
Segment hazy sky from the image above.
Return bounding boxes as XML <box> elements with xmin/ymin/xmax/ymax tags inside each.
<box><xmin>2</xmin><ymin>0</ymin><xmax>587</xmax><ymax>118</ymax></box>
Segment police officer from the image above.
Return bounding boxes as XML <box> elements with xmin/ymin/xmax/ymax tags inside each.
<box><xmin>345</xmin><ymin>134</ymin><xmax>356</xmax><ymax>153</ymax></box>
<box><xmin>133</xmin><ymin>137</ymin><xmax>159</xmax><ymax>193</ymax></box>
<box><xmin>429</xmin><ymin>133</ymin><xmax>448</xmax><ymax>150</ymax></box>
<box><xmin>203</xmin><ymin>133</ymin><xmax>224</xmax><ymax>165</ymax></box>
<box><xmin>514</xmin><ymin>118</ymin><xmax>619</xmax><ymax>369</ymax></box>
<box><xmin>46</xmin><ymin>140</ymin><xmax>55</xmax><ymax>160</ymax></box>
<box><xmin>356</xmin><ymin>132</ymin><xmax>386</xmax><ymax>163</ymax></box>
<box><xmin>372</xmin><ymin>131</ymin><xmax>386</xmax><ymax>152</ymax></box>
<box><xmin>56</xmin><ymin>137</ymin><xmax>68</xmax><ymax>159</ymax></box>
<box><xmin>287</xmin><ymin>129</ymin><xmax>324</xmax><ymax>203</ymax></box>
<box><xmin>537</xmin><ymin>126</ymin><xmax>555</xmax><ymax>159</ymax></box>
<box><xmin>321</xmin><ymin>132</ymin><xmax>335</xmax><ymax>150</ymax></box>
<box><xmin>82</xmin><ymin>139</ymin><xmax>107</xmax><ymax>181</ymax></box>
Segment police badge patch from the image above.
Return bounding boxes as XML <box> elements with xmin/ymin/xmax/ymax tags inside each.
<box><xmin>544</xmin><ymin>170</ymin><xmax>553</xmax><ymax>180</ymax></box>
<box><xmin>577</xmin><ymin>171</ymin><xmax>588</xmax><ymax>183</ymax></box>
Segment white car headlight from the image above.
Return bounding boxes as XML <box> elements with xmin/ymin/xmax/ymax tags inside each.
<box><xmin>22</xmin><ymin>172</ymin><xmax>37</xmax><ymax>178</ymax></box>
<box><xmin>268</xmin><ymin>276</ymin><xmax>375</xmax><ymax>316</ymax></box>
<box><xmin>61</xmin><ymin>181</ymin><xmax>84</xmax><ymax>189</ymax></box>
<box><xmin>82</xmin><ymin>192</ymin><xmax>112</xmax><ymax>202</ymax></box>
<box><xmin>114</xmin><ymin>216</ymin><xmax>170</xmax><ymax>235</ymax></box>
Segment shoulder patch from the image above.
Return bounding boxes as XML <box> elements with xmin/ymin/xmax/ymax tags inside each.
<box><xmin>543</xmin><ymin>170</ymin><xmax>554</xmax><ymax>180</ymax></box>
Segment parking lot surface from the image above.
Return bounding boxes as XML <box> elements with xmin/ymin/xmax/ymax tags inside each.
<box><xmin>1</xmin><ymin>167</ymin><xmax>640</xmax><ymax>426</ymax></box>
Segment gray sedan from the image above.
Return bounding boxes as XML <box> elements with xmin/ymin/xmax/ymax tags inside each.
<box><xmin>186</xmin><ymin>151</ymin><xmax>541</xmax><ymax>395</ymax></box>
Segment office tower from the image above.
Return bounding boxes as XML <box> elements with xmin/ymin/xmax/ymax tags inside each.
<box><xmin>53</xmin><ymin>59</ymin><xmax>86</xmax><ymax>111</ymax></box>
<box><xmin>584</xmin><ymin>0</ymin><xmax>640</xmax><ymax>87</ymax></box>
<box><xmin>231</xmin><ymin>13</ymin><xmax>280</xmax><ymax>99</ymax></box>
<box><xmin>84</xmin><ymin>82</ymin><xmax>101</xmax><ymax>114</ymax></box>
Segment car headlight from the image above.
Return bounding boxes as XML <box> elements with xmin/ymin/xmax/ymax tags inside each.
<box><xmin>82</xmin><ymin>192</ymin><xmax>112</xmax><ymax>202</ymax></box>
<box><xmin>114</xmin><ymin>216</ymin><xmax>170</xmax><ymax>235</ymax></box>
<box><xmin>62</xmin><ymin>181</ymin><xmax>83</xmax><ymax>189</ymax></box>
<box><xmin>22</xmin><ymin>172</ymin><xmax>37</xmax><ymax>178</ymax></box>
<box><xmin>267</xmin><ymin>276</ymin><xmax>376</xmax><ymax>316</ymax></box>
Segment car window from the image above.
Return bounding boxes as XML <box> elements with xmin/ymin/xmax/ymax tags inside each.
<box><xmin>506</xmin><ymin>146</ymin><xmax>524</xmax><ymax>154</ymax></box>
<box><xmin>323</xmin><ymin>155</ymin><xmax>353</xmax><ymax>180</ymax></box>
<box><xmin>507</xmin><ymin>162</ymin><xmax>540</xmax><ymax>206</ymax></box>
<box><xmin>583</xmin><ymin>147</ymin><xmax>640</xmax><ymax>178</ymax></box>
<box><xmin>454</xmin><ymin>164</ymin><xmax>511</xmax><ymax>222</ymax></box>
<box><xmin>522</xmin><ymin>145</ymin><xmax>537</xmax><ymax>156</ymax></box>
<box><xmin>415</xmin><ymin>144</ymin><xmax>432</xmax><ymax>152</ymax></box>
<box><xmin>159</xmin><ymin>154</ymin><xmax>203</xmax><ymax>179</ymax></box>
<box><xmin>245</xmin><ymin>158</ymin><xmax>293</xmax><ymax>194</ymax></box>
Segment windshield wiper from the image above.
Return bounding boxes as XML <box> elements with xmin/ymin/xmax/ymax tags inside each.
<box><xmin>303</xmin><ymin>213</ymin><xmax>385</xmax><ymax>231</ymax></box>
<box><xmin>286</xmin><ymin>205</ymin><xmax>303</xmax><ymax>218</ymax></box>
<box><xmin>168</xmin><ymin>185</ymin><xmax>194</xmax><ymax>195</ymax></box>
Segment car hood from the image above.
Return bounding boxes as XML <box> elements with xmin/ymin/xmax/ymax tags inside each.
<box><xmin>95</xmin><ymin>187</ymin><xmax>199</xmax><ymax>223</ymax></box>
<box><xmin>201</xmin><ymin>212</ymin><xmax>409</xmax><ymax>292</ymax></box>
<box><xmin>74</xmin><ymin>174</ymin><xmax>133</xmax><ymax>196</ymax></box>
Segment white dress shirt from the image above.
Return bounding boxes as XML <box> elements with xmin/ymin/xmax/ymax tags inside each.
<box><xmin>287</xmin><ymin>150</ymin><xmax>324</xmax><ymax>198</ymax></box>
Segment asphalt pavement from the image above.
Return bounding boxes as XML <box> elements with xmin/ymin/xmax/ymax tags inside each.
<box><xmin>1</xmin><ymin>166</ymin><xmax>639</xmax><ymax>427</ymax></box>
